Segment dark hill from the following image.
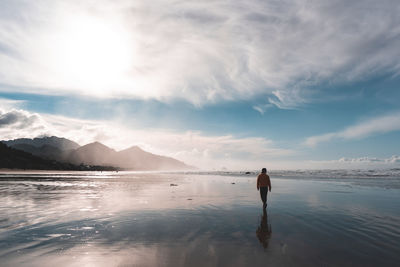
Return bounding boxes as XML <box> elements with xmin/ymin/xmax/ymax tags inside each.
<box><xmin>2</xmin><ymin>136</ymin><xmax>79</xmax><ymax>151</ymax></box>
<box><xmin>11</xmin><ymin>143</ymin><xmax>63</xmax><ymax>160</ymax></box>
<box><xmin>0</xmin><ymin>143</ymin><xmax>116</xmax><ymax>171</ymax></box>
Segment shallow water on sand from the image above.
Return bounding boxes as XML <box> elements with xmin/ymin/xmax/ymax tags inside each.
<box><xmin>0</xmin><ymin>172</ymin><xmax>399</xmax><ymax>266</ymax></box>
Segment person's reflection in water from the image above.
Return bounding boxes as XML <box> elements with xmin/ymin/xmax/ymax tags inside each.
<box><xmin>256</xmin><ymin>209</ymin><xmax>272</xmax><ymax>249</ymax></box>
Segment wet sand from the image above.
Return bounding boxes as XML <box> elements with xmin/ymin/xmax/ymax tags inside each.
<box><xmin>0</xmin><ymin>171</ymin><xmax>399</xmax><ymax>266</ymax></box>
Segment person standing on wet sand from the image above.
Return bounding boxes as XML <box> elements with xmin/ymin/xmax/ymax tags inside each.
<box><xmin>257</xmin><ymin>168</ymin><xmax>271</xmax><ymax>209</ymax></box>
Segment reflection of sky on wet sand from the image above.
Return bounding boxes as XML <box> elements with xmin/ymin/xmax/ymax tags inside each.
<box><xmin>0</xmin><ymin>172</ymin><xmax>399</xmax><ymax>266</ymax></box>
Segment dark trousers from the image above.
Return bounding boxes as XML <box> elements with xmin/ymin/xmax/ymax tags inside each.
<box><xmin>260</xmin><ymin>187</ymin><xmax>268</xmax><ymax>204</ymax></box>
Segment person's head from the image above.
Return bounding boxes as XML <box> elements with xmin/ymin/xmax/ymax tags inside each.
<box><xmin>262</xmin><ymin>168</ymin><xmax>267</xmax><ymax>174</ymax></box>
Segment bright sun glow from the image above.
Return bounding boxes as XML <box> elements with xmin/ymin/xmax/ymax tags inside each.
<box><xmin>48</xmin><ymin>16</ymin><xmax>133</xmax><ymax>94</ymax></box>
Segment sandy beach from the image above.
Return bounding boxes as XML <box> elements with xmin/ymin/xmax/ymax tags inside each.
<box><xmin>0</xmin><ymin>171</ymin><xmax>399</xmax><ymax>266</ymax></box>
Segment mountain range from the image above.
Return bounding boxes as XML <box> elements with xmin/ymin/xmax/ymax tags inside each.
<box><xmin>0</xmin><ymin>142</ymin><xmax>115</xmax><ymax>171</ymax></box>
<box><xmin>1</xmin><ymin>136</ymin><xmax>193</xmax><ymax>171</ymax></box>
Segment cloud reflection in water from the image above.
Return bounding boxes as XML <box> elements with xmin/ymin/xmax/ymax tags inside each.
<box><xmin>0</xmin><ymin>172</ymin><xmax>399</xmax><ymax>266</ymax></box>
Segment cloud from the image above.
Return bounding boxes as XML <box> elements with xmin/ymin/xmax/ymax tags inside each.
<box><xmin>0</xmin><ymin>98</ymin><xmax>25</xmax><ymax>109</ymax></box>
<box><xmin>273</xmin><ymin>155</ymin><xmax>400</xmax><ymax>169</ymax></box>
<box><xmin>0</xmin><ymin>109</ymin><xmax>49</xmax><ymax>137</ymax></box>
<box><xmin>0</xmin><ymin>107</ymin><xmax>293</xmax><ymax>169</ymax></box>
<box><xmin>386</xmin><ymin>155</ymin><xmax>400</xmax><ymax>163</ymax></box>
<box><xmin>305</xmin><ymin>112</ymin><xmax>400</xmax><ymax>147</ymax></box>
<box><xmin>341</xmin><ymin>155</ymin><xmax>400</xmax><ymax>164</ymax></box>
<box><xmin>2</xmin><ymin>106</ymin><xmax>399</xmax><ymax>170</ymax></box>
<box><xmin>339</xmin><ymin>157</ymin><xmax>387</xmax><ymax>163</ymax></box>
<box><xmin>311</xmin><ymin>155</ymin><xmax>400</xmax><ymax>168</ymax></box>
<box><xmin>1</xmin><ymin>0</ymin><xmax>400</xmax><ymax>106</ymax></box>
<box><xmin>252</xmin><ymin>103</ymin><xmax>274</xmax><ymax>115</ymax></box>
<box><xmin>0</xmin><ymin>111</ymin><xmax>25</xmax><ymax>125</ymax></box>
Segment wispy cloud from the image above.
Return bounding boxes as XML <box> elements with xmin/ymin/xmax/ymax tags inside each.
<box><xmin>305</xmin><ymin>112</ymin><xmax>400</xmax><ymax>147</ymax></box>
<box><xmin>0</xmin><ymin>0</ymin><xmax>399</xmax><ymax>106</ymax></box>
<box><xmin>252</xmin><ymin>103</ymin><xmax>274</xmax><ymax>115</ymax></box>
<box><xmin>0</xmin><ymin>107</ymin><xmax>294</xmax><ymax>169</ymax></box>
<box><xmin>0</xmin><ymin>98</ymin><xmax>25</xmax><ymax>109</ymax></box>
<box><xmin>338</xmin><ymin>155</ymin><xmax>400</xmax><ymax>164</ymax></box>
<box><xmin>304</xmin><ymin>155</ymin><xmax>400</xmax><ymax>169</ymax></box>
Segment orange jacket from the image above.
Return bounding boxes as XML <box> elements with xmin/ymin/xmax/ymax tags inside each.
<box><xmin>257</xmin><ymin>173</ymin><xmax>271</xmax><ymax>190</ymax></box>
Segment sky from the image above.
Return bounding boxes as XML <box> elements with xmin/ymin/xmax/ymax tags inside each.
<box><xmin>0</xmin><ymin>0</ymin><xmax>400</xmax><ymax>170</ymax></box>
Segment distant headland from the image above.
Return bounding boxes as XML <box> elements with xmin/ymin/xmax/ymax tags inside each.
<box><xmin>1</xmin><ymin>136</ymin><xmax>195</xmax><ymax>171</ymax></box>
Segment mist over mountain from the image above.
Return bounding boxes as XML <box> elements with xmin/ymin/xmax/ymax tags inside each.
<box><xmin>66</xmin><ymin>142</ymin><xmax>193</xmax><ymax>170</ymax></box>
<box><xmin>67</xmin><ymin>142</ymin><xmax>117</xmax><ymax>166</ymax></box>
<box><xmin>2</xmin><ymin>136</ymin><xmax>79</xmax><ymax>162</ymax></box>
<box><xmin>1</xmin><ymin>136</ymin><xmax>194</xmax><ymax>171</ymax></box>
<box><xmin>112</xmin><ymin>146</ymin><xmax>190</xmax><ymax>170</ymax></box>
<box><xmin>0</xmin><ymin>142</ymin><xmax>115</xmax><ymax>171</ymax></box>
<box><xmin>3</xmin><ymin>136</ymin><xmax>79</xmax><ymax>151</ymax></box>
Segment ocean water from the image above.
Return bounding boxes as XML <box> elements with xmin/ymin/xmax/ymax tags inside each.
<box><xmin>0</xmin><ymin>170</ymin><xmax>399</xmax><ymax>266</ymax></box>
